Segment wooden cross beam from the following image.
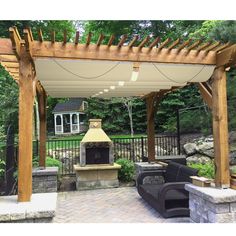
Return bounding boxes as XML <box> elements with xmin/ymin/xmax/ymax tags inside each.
<box><xmin>148</xmin><ymin>37</ymin><xmax>160</xmax><ymax>50</ymax></box>
<box><xmin>216</xmin><ymin>44</ymin><xmax>236</xmax><ymax>67</ymax></box>
<box><xmin>74</xmin><ymin>31</ymin><xmax>79</xmax><ymax>45</ymax></box>
<box><xmin>128</xmin><ymin>35</ymin><xmax>138</xmax><ymax>48</ymax></box>
<box><xmin>197</xmin><ymin>82</ymin><xmax>212</xmax><ymax>109</ymax></box>
<box><xmin>107</xmin><ymin>34</ymin><xmax>115</xmax><ymax>47</ymax></box>
<box><xmin>117</xmin><ymin>35</ymin><xmax>127</xmax><ymax>47</ymax></box>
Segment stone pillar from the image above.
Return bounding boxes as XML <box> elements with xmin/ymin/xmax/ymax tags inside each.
<box><xmin>32</xmin><ymin>167</ymin><xmax>58</xmax><ymax>193</ymax></box>
<box><xmin>185</xmin><ymin>184</ymin><xmax>236</xmax><ymax>223</ymax></box>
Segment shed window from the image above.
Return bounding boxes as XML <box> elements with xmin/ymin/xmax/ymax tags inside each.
<box><xmin>56</xmin><ymin>115</ymin><xmax>62</xmax><ymax>125</ymax></box>
<box><xmin>72</xmin><ymin>114</ymin><xmax>78</xmax><ymax>124</ymax></box>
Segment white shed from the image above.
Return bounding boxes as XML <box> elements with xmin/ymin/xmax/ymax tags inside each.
<box><xmin>52</xmin><ymin>98</ymin><xmax>88</xmax><ymax>135</ymax></box>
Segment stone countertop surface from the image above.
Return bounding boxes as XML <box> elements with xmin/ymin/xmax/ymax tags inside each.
<box><xmin>135</xmin><ymin>162</ymin><xmax>163</xmax><ymax>169</ymax></box>
<box><xmin>32</xmin><ymin>167</ymin><xmax>58</xmax><ymax>176</ymax></box>
<box><xmin>74</xmin><ymin>163</ymin><xmax>121</xmax><ymax>171</ymax></box>
<box><xmin>185</xmin><ymin>183</ymin><xmax>236</xmax><ymax>203</ymax></box>
<box><xmin>0</xmin><ymin>193</ymin><xmax>57</xmax><ymax>222</ymax></box>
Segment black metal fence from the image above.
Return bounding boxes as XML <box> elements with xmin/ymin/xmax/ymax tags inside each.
<box><xmin>0</xmin><ymin>126</ymin><xmax>18</xmax><ymax>196</ymax></box>
<box><xmin>46</xmin><ymin>139</ymin><xmax>80</xmax><ymax>176</ymax></box>
<box><xmin>113</xmin><ymin>135</ymin><xmax>179</xmax><ymax>162</ymax></box>
<box><xmin>45</xmin><ymin>135</ymin><xmax>179</xmax><ymax>176</ymax></box>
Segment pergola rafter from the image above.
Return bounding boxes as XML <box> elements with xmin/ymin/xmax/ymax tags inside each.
<box><xmin>0</xmin><ymin>27</ymin><xmax>236</xmax><ymax>202</ymax></box>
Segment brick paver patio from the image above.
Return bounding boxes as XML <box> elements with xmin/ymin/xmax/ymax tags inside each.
<box><xmin>53</xmin><ymin>187</ymin><xmax>190</xmax><ymax>223</ymax></box>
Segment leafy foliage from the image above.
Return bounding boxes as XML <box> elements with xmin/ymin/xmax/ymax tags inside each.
<box><xmin>33</xmin><ymin>156</ymin><xmax>62</xmax><ymax>170</ymax></box>
<box><xmin>115</xmin><ymin>158</ymin><xmax>135</xmax><ymax>182</ymax></box>
<box><xmin>0</xmin><ymin>66</ymin><xmax>19</xmax><ymax>132</ymax></box>
<box><xmin>188</xmin><ymin>162</ymin><xmax>215</xmax><ymax>179</ymax></box>
<box><xmin>1</xmin><ymin>20</ymin><xmax>236</xmax><ymax>137</ymax></box>
<box><xmin>0</xmin><ymin>159</ymin><xmax>5</xmax><ymax>178</ymax></box>
<box><xmin>0</xmin><ymin>21</ymin><xmax>75</xmax><ymax>136</ymax></box>
<box><xmin>230</xmin><ymin>166</ymin><xmax>236</xmax><ymax>175</ymax></box>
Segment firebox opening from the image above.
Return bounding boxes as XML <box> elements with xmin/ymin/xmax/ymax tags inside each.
<box><xmin>86</xmin><ymin>147</ymin><xmax>109</xmax><ymax>164</ymax></box>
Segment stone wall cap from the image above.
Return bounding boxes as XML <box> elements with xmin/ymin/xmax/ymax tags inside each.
<box><xmin>0</xmin><ymin>193</ymin><xmax>57</xmax><ymax>222</ymax></box>
<box><xmin>185</xmin><ymin>183</ymin><xmax>236</xmax><ymax>203</ymax></box>
<box><xmin>32</xmin><ymin>167</ymin><xmax>58</xmax><ymax>176</ymax></box>
<box><xmin>135</xmin><ymin>162</ymin><xmax>163</xmax><ymax>169</ymax></box>
<box><xmin>74</xmin><ymin>163</ymin><xmax>121</xmax><ymax>171</ymax></box>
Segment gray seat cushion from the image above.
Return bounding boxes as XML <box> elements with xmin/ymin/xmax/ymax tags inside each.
<box><xmin>140</xmin><ymin>184</ymin><xmax>188</xmax><ymax>201</ymax></box>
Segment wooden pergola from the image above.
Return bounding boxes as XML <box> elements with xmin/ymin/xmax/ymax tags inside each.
<box><xmin>0</xmin><ymin>27</ymin><xmax>236</xmax><ymax>202</ymax></box>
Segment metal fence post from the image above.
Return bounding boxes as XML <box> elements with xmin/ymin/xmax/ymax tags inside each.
<box><xmin>176</xmin><ymin>109</ymin><xmax>181</xmax><ymax>155</ymax></box>
<box><xmin>141</xmin><ymin>136</ymin><xmax>144</xmax><ymax>161</ymax></box>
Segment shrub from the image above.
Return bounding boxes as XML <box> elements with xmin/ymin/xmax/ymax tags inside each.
<box><xmin>33</xmin><ymin>156</ymin><xmax>62</xmax><ymax>170</ymax></box>
<box><xmin>230</xmin><ymin>166</ymin><xmax>236</xmax><ymax>175</ymax></box>
<box><xmin>0</xmin><ymin>159</ymin><xmax>5</xmax><ymax>178</ymax></box>
<box><xmin>45</xmin><ymin>157</ymin><xmax>62</xmax><ymax>169</ymax></box>
<box><xmin>115</xmin><ymin>158</ymin><xmax>135</xmax><ymax>182</ymax></box>
<box><xmin>188</xmin><ymin>162</ymin><xmax>215</xmax><ymax>179</ymax></box>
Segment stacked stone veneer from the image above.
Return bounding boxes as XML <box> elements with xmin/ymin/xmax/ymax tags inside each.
<box><xmin>185</xmin><ymin>184</ymin><xmax>236</xmax><ymax>223</ymax></box>
<box><xmin>32</xmin><ymin>167</ymin><xmax>58</xmax><ymax>193</ymax></box>
<box><xmin>135</xmin><ymin>162</ymin><xmax>165</xmax><ymax>185</ymax></box>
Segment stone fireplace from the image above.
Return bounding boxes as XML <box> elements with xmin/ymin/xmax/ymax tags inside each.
<box><xmin>79</xmin><ymin>119</ymin><xmax>114</xmax><ymax>166</ymax></box>
<box><xmin>74</xmin><ymin>119</ymin><xmax>121</xmax><ymax>190</ymax></box>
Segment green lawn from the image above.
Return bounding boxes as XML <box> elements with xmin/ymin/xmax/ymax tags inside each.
<box><xmin>46</xmin><ymin>133</ymin><xmax>147</xmax><ymax>150</ymax></box>
<box><xmin>48</xmin><ymin>133</ymin><xmax>146</xmax><ymax>140</ymax></box>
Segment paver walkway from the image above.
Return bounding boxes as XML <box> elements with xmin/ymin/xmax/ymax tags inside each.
<box><xmin>53</xmin><ymin>187</ymin><xmax>190</xmax><ymax>223</ymax></box>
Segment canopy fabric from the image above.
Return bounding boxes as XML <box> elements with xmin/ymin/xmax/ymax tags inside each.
<box><xmin>35</xmin><ymin>58</ymin><xmax>215</xmax><ymax>98</ymax></box>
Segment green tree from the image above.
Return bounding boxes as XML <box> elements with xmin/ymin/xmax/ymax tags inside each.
<box><xmin>0</xmin><ymin>20</ymin><xmax>76</xmax><ymax>136</ymax></box>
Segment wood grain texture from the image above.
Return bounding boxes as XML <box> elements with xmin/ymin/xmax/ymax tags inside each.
<box><xmin>198</xmin><ymin>82</ymin><xmax>212</xmax><ymax>109</ymax></box>
<box><xmin>212</xmin><ymin>66</ymin><xmax>230</xmax><ymax>188</ymax></box>
<box><xmin>18</xmin><ymin>45</ymin><xmax>35</xmax><ymax>202</ymax></box>
<box><xmin>37</xmin><ymin>87</ymin><xmax>47</xmax><ymax>167</ymax></box>
<box><xmin>31</xmin><ymin>41</ymin><xmax>217</xmax><ymax>65</ymax></box>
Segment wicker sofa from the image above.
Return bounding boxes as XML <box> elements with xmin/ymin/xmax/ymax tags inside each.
<box><xmin>137</xmin><ymin>161</ymin><xmax>198</xmax><ymax>218</ymax></box>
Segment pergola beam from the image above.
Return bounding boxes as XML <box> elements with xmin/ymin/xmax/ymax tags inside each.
<box><xmin>198</xmin><ymin>82</ymin><xmax>212</xmax><ymax>109</ymax></box>
<box><xmin>74</xmin><ymin>31</ymin><xmax>80</xmax><ymax>45</ymax></box>
<box><xmin>31</xmin><ymin>41</ymin><xmax>217</xmax><ymax>65</ymax></box>
<box><xmin>158</xmin><ymin>38</ymin><xmax>170</xmax><ymax>50</ymax></box>
<box><xmin>216</xmin><ymin>44</ymin><xmax>236</xmax><ymax>67</ymax></box>
<box><xmin>18</xmin><ymin>45</ymin><xmax>35</xmax><ymax>202</ymax></box>
<box><xmin>86</xmin><ymin>32</ymin><xmax>92</xmax><ymax>46</ymax></box>
<box><xmin>148</xmin><ymin>37</ymin><xmax>160</xmax><ymax>50</ymax></box>
<box><xmin>107</xmin><ymin>35</ymin><xmax>115</xmax><ymax>47</ymax></box>
<box><xmin>37</xmin><ymin>83</ymin><xmax>47</xmax><ymax>168</ymax></box>
<box><xmin>128</xmin><ymin>35</ymin><xmax>138</xmax><ymax>48</ymax></box>
<box><xmin>9</xmin><ymin>27</ymin><xmax>21</xmax><ymax>59</ymax></box>
<box><xmin>117</xmin><ymin>35</ymin><xmax>127</xmax><ymax>47</ymax></box>
<box><xmin>138</xmin><ymin>36</ymin><xmax>150</xmax><ymax>49</ymax></box>
<box><xmin>186</xmin><ymin>40</ymin><xmax>202</xmax><ymax>52</ymax></box>
<box><xmin>38</xmin><ymin>29</ymin><xmax>43</xmax><ymax>42</ymax></box>
<box><xmin>96</xmin><ymin>34</ymin><xmax>104</xmax><ymax>46</ymax></box>
<box><xmin>63</xmin><ymin>30</ymin><xmax>67</xmax><ymax>45</ymax></box>
<box><xmin>51</xmin><ymin>31</ymin><xmax>55</xmax><ymax>44</ymax></box>
<box><xmin>212</xmin><ymin>66</ymin><xmax>230</xmax><ymax>188</ymax></box>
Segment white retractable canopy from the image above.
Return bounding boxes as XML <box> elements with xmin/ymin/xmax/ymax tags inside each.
<box><xmin>35</xmin><ymin>58</ymin><xmax>215</xmax><ymax>98</ymax></box>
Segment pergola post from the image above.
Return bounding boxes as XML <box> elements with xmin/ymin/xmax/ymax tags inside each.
<box><xmin>37</xmin><ymin>87</ymin><xmax>47</xmax><ymax>168</ymax></box>
<box><xmin>146</xmin><ymin>94</ymin><xmax>156</xmax><ymax>162</ymax></box>
<box><xmin>212</xmin><ymin>66</ymin><xmax>230</xmax><ymax>188</ymax></box>
<box><xmin>18</xmin><ymin>48</ymin><xmax>35</xmax><ymax>202</ymax></box>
